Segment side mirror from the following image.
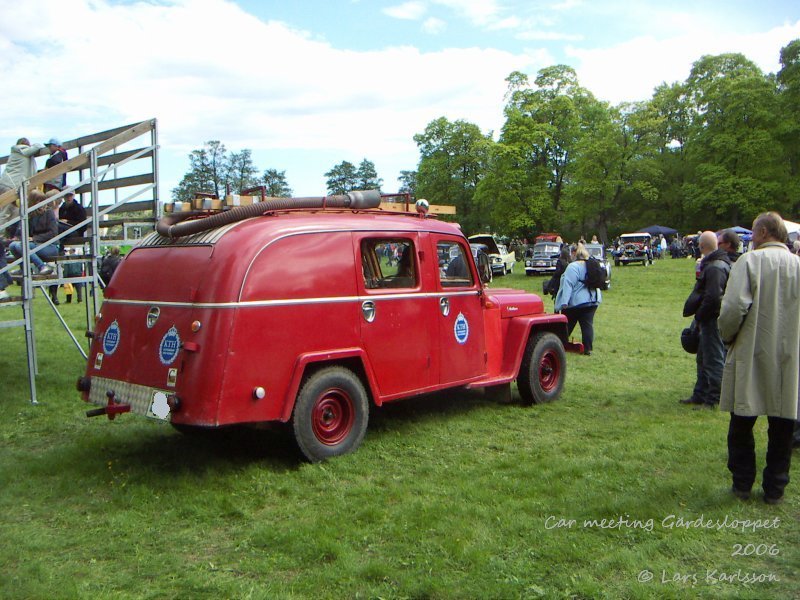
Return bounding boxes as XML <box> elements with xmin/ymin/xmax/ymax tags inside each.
<box><xmin>478</xmin><ymin>254</ymin><xmax>492</xmax><ymax>284</ymax></box>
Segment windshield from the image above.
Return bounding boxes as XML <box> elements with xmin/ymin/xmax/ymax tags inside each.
<box><xmin>534</xmin><ymin>243</ymin><xmax>560</xmax><ymax>255</ymax></box>
<box><xmin>586</xmin><ymin>245</ymin><xmax>604</xmax><ymax>259</ymax></box>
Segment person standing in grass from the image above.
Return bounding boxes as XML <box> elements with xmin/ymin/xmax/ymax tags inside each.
<box><xmin>718</xmin><ymin>212</ymin><xmax>800</xmax><ymax>504</ymax></box>
<box><xmin>554</xmin><ymin>242</ymin><xmax>601</xmax><ymax>356</ymax></box>
<box><xmin>680</xmin><ymin>231</ymin><xmax>731</xmax><ymax>408</ymax></box>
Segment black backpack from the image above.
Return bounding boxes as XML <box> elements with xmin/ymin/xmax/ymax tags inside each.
<box><xmin>584</xmin><ymin>257</ymin><xmax>608</xmax><ymax>290</ymax></box>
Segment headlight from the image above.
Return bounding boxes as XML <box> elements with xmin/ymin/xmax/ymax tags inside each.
<box><xmin>525</xmin><ymin>260</ymin><xmax>531</xmax><ymax>266</ymax></box>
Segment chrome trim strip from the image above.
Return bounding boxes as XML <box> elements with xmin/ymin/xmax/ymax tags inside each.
<box><xmin>102</xmin><ymin>290</ymin><xmax>480</xmax><ymax>310</ymax></box>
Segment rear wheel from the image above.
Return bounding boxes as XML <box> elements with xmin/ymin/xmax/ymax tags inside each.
<box><xmin>293</xmin><ymin>366</ymin><xmax>369</xmax><ymax>462</ymax></box>
<box><xmin>517</xmin><ymin>332</ymin><xmax>566</xmax><ymax>405</ymax></box>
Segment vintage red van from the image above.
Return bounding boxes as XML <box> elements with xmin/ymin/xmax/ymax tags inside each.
<box><xmin>78</xmin><ymin>191</ymin><xmax>580</xmax><ymax>461</ymax></box>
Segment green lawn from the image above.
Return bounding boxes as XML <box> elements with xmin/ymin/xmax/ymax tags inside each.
<box><xmin>1</xmin><ymin>258</ymin><xmax>798</xmax><ymax>599</ymax></box>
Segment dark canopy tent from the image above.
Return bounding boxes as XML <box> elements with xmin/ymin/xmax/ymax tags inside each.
<box><xmin>638</xmin><ymin>225</ymin><xmax>678</xmax><ymax>237</ymax></box>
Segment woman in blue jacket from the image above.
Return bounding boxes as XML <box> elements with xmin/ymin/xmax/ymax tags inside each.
<box><xmin>554</xmin><ymin>243</ymin><xmax>602</xmax><ymax>355</ymax></box>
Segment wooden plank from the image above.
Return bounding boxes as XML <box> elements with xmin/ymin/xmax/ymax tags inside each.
<box><xmin>74</xmin><ymin>173</ymin><xmax>155</xmax><ymax>195</ymax></box>
<box><xmin>379</xmin><ymin>201</ymin><xmax>456</xmax><ymax>215</ymax></box>
<box><xmin>98</xmin><ymin>218</ymin><xmax>157</xmax><ymax>228</ymax></box>
<box><xmin>97</xmin><ymin>148</ymin><xmax>154</xmax><ymax>167</ymax></box>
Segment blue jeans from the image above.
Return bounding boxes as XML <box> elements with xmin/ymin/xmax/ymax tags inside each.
<box><xmin>0</xmin><ymin>240</ymin><xmax>10</xmax><ymax>290</ymax></box>
<box><xmin>9</xmin><ymin>240</ymin><xmax>59</xmax><ymax>270</ymax></box>
<box><xmin>691</xmin><ymin>318</ymin><xmax>725</xmax><ymax>405</ymax></box>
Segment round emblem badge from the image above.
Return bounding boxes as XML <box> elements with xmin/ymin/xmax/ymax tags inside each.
<box><xmin>159</xmin><ymin>326</ymin><xmax>181</xmax><ymax>365</ymax></box>
<box><xmin>454</xmin><ymin>312</ymin><xmax>469</xmax><ymax>345</ymax></box>
<box><xmin>103</xmin><ymin>320</ymin><xmax>121</xmax><ymax>355</ymax></box>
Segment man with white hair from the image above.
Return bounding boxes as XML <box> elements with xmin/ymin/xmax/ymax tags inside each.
<box><xmin>681</xmin><ymin>231</ymin><xmax>731</xmax><ymax>408</ymax></box>
<box><xmin>719</xmin><ymin>212</ymin><xmax>800</xmax><ymax>504</ymax></box>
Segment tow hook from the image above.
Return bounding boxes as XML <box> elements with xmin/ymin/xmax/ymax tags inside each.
<box><xmin>86</xmin><ymin>390</ymin><xmax>131</xmax><ymax>420</ymax></box>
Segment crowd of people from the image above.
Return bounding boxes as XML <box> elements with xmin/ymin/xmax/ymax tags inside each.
<box><xmin>679</xmin><ymin>217</ymin><xmax>800</xmax><ymax>505</ymax></box>
<box><xmin>0</xmin><ymin>137</ymin><xmax>89</xmax><ymax>302</ymax></box>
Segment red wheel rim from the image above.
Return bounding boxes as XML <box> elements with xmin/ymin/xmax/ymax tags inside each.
<box><xmin>538</xmin><ymin>350</ymin><xmax>560</xmax><ymax>392</ymax></box>
<box><xmin>311</xmin><ymin>388</ymin><xmax>354</xmax><ymax>445</ymax></box>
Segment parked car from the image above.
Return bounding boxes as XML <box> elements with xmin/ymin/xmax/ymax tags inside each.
<box><xmin>78</xmin><ymin>191</ymin><xmax>582</xmax><ymax>462</ymax></box>
<box><xmin>584</xmin><ymin>243</ymin><xmax>612</xmax><ymax>289</ymax></box>
<box><xmin>534</xmin><ymin>233</ymin><xmax>563</xmax><ymax>244</ymax></box>
<box><xmin>468</xmin><ymin>234</ymin><xmax>516</xmax><ymax>275</ymax></box>
<box><xmin>614</xmin><ymin>233</ymin><xmax>653</xmax><ymax>266</ymax></box>
<box><xmin>525</xmin><ymin>241</ymin><xmax>562</xmax><ymax>276</ymax></box>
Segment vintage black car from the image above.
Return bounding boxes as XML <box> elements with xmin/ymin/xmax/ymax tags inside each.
<box><xmin>525</xmin><ymin>242</ymin><xmax>562</xmax><ymax>276</ymax></box>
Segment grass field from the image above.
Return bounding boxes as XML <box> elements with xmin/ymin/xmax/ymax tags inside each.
<box><xmin>0</xmin><ymin>258</ymin><xmax>798</xmax><ymax>599</ymax></box>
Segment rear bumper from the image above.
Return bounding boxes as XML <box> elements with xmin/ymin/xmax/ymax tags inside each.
<box><xmin>86</xmin><ymin>376</ymin><xmax>173</xmax><ymax>421</ymax></box>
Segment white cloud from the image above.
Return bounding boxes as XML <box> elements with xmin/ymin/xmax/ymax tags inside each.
<box><xmin>432</xmin><ymin>0</ymin><xmax>501</xmax><ymax>27</ymax></box>
<box><xmin>516</xmin><ymin>30</ymin><xmax>583</xmax><ymax>42</ymax></box>
<box><xmin>383</xmin><ymin>1</ymin><xmax>427</xmax><ymax>21</ymax></box>
<box><xmin>552</xmin><ymin>0</ymin><xmax>583</xmax><ymax>11</ymax></box>
<box><xmin>568</xmin><ymin>20</ymin><xmax>800</xmax><ymax>104</ymax></box>
<box><xmin>422</xmin><ymin>17</ymin><xmax>447</xmax><ymax>34</ymax></box>
<box><xmin>0</xmin><ymin>0</ymin><xmax>534</xmax><ymax>195</ymax></box>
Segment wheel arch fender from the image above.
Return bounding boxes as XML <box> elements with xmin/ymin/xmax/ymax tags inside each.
<box><xmin>503</xmin><ymin>315</ymin><xmax>570</xmax><ymax>378</ymax></box>
<box><xmin>280</xmin><ymin>349</ymin><xmax>379</xmax><ymax>422</ymax></box>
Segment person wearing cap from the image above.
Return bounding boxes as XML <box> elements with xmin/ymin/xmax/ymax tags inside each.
<box><xmin>43</xmin><ymin>138</ymin><xmax>68</xmax><ymax>192</ymax></box>
<box><xmin>0</xmin><ymin>138</ymin><xmax>45</xmax><ymax>196</ymax></box>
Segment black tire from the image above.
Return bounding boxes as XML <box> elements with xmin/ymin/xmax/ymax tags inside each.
<box><xmin>517</xmin><ymin>332</ymin><xmax>567</xmax><ymax>405</ymax></box>
<box><xmin>292</xmin><ymin>366</ymin><xmax>369</xmax><ymax>462</ymax></box>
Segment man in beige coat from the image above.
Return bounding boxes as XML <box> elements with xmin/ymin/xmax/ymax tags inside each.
<box><xmin>718</xmin><ymin>212</ymin><xmax>800</xmax><ymax>504</ymax></box>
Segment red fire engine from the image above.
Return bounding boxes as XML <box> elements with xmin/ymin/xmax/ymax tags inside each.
<box><xmin>78</xmin><ymin>191</ymin><xmax>581</xmax><ymax>461</ymax></box>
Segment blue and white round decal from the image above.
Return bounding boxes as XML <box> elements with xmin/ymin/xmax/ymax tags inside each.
<box><xmin>454</xmin><ymin>312</ymin><xmax>469</xmax><ymax>345</ymax></box>
<box><xmin>103</xmin><ymin>320</ymin><xmax>121</xmax><ymax>355</ymax></box>
<box><xmin>159</xmin><ymin>326</ymin><xmax>181</xmax><ymax>365</ymax></box>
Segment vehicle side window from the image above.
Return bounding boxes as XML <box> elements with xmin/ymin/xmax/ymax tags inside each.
<box><xmin>361</xmin><ymin>239</ymin><xmax>417</xmax><ymax>289</ymax></box>
<box><xmin>438</xmin><ymin>241</ymin><xmax>474</xmax><ymax>288</ymax></box>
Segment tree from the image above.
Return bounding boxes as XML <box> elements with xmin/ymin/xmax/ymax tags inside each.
<box><xmin>682</xmin><ymin>54</ymin><xmax>783</xmax><ymax>227</ymax></box>
<box><xmin>172</xmin><ymin>140</ymin><xmax>228</xmax><ymax>202</ymax></box>
<box><xmin>474</xmin><ymin>67</ymin><xmax>595</xmax><ymax>237</ymax></box>
<box><xmin>260</xmin><ymin>168</ymin><xmax>293</xmax><ymax>197</ymax></box>
<box><xmin>355</xmin><ymin>159</ymin><xmax>382</xmax><ymax>191</ymax></box>
<box><xmin>777</xmin><ymin>39</ymin><xmax>800</xmax><ymax>215</ymax></box>
<box><xmin>414</xmin><ymin>117</ymin><xmax>492</xmax><ymax>233</ymax></box>
<box><xmin>325</xmin><ymin>161</ymin><xmax>358</xmax><ymax>195</ymax></box>
<box><xmin>225</xmin><ymin>149</ymin><xmax>259</xmax><ymax>195</ymax></box>
<box><xmin>398</xmin><ymin>170</ymin><xmax>417</xmax><ymax>196</ymax></box>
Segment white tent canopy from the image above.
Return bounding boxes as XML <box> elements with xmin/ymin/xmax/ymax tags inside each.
<box><xmin>785</xmin><ymin>220</ymin><xmax>800</xmax><ymax>242</ymax></box>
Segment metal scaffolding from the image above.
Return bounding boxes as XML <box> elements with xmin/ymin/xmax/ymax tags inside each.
<box><xmin>0</xmin><ymin>119</ymin><xmax>160</xmax><ymax>404</ymax></box>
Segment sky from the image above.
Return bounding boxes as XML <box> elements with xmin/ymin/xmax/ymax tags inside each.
<box><xmin>1</xmin><ymin>0</ymin><xmax>799</xmax><ymax>199</ymax></box>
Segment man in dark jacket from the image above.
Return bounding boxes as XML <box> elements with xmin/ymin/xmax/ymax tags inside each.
<box><xmin>680</xmin><ymin>231</ymin><xmax>731</xmax><ymax>408</ymax></box>
<box><xmin>717</xmin><ymin>228</ymin><xmax>741</xmax><ymax>263</ymax></box>
<box><xmin>43</xmin><ymin>138</ymin><xmax>68</xmax><ymax>192</ymax></box>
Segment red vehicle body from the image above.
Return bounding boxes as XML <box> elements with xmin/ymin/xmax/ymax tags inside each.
<box><xmin>79</xmin><ymin>196</ymin><xmax>580</xmax><ymax>461</ymax></box>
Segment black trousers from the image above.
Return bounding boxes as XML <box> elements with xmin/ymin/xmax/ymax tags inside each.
<box><xmin>727</xmin><ymin>413</ymin><xmax>794</xmax><ymax>499</ymax></box>
<box><xmin>562</xmin><ymin>304</ymin><xmax>598</xmax><ymax>352</ymax></box>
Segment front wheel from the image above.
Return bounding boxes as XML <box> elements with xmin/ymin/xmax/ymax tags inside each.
<box><xmin>517</xmin><ymin>332</ymin><xmax>567</xmax><ymax>405</ymax></box>
<box><xmin>293</xmin><ymin>366</ymin><xmax>369</xmax><ymax>462</ymax></box>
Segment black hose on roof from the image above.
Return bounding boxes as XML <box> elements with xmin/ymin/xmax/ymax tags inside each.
<box><xmin>156</xmin><ymin>190</ymin><xmax>382</xmax><ymax>239</ymax></box>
